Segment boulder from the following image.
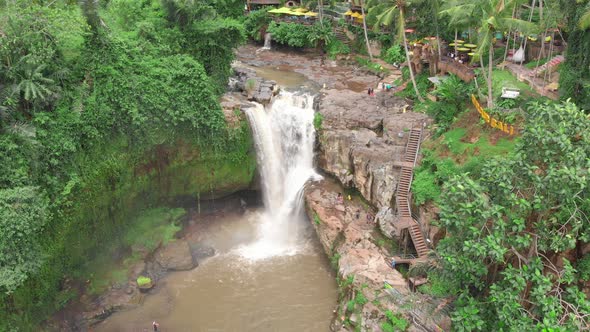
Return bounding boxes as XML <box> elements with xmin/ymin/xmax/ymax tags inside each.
<box><xmin>155</xmin><ymin>240</ymin><xmax>198</xmax><ymax>271</ymax></box>
<box><xmin>190</xmin><ymin>244</ymin><xmax>216</xmax><ymax>261</ymax></box>
<box><xmin>376</xmin><ymin>207</ymin><xmax>398</xmax><ymax>239</ymax></box>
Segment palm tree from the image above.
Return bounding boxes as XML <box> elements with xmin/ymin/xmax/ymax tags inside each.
<box><xmin>361</xmin><ymin>0</ymin><xmax>374</xmax><ymax>60</ymax></box>
<box><xmin>371</xmin><ymin>0</ymin><xmax>425</xmax><ymax>102</ymax></box>
<box><xmin>441</xmin><ymin>0</ymin><xmax>535</xmax><ymax>108</ymax></box>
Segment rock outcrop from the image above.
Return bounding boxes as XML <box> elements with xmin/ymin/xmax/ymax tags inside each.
<box><xmin>231</xmin><ymin>66</ymin><xmax>277</xmax><ymax>105</ymax></box>
<box><xmin>155</xmin><ymin>240</ymin><xmax>198</xmax><ymax>271</ymax></box>
<box><xmin>317</xmin><ymin>88</ymin><xmax>432</xmax><ymax>211</ymax></box>
<box><xmin>305</xmin><ymin>180</ymin><xmax>449</xmax><ymax>332</ymax></box>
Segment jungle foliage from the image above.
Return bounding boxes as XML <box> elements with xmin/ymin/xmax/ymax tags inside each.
<box><xmin>0</xmin><ymin>0</ymin><xmax>248</xmax><ymax>329</ymax></box>
<box><xmin>433</xmin><ymin>101</ymin><xmax>590</xmax><ymax>330</ymax></box>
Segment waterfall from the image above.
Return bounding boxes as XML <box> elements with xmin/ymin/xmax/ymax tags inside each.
<box><xmin>239</xmin><ymin>91</ymin><xmax>321</xmax><ymax>260</ymax></box>
<box><xmin>262</xmin><ymin>33</ymin><xmax>272</xmax><ymax>50</ymax></box>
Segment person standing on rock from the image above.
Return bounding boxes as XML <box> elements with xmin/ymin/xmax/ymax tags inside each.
<box><xmin>153</xmin><ymin>321</ymin><xmax>159</xmax><ymax>331</ymax></box>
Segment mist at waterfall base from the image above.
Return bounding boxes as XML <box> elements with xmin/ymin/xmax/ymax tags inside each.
<box><xmin>239</xmin><ymin>91</ymin><xmax>321</xmax><ymax>260</ymax></box>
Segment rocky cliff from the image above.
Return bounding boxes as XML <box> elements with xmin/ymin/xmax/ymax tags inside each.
<box><xmin>308</xmin><ymin>87</ymin><xmax>448</xmax><ymax>331</ymax></box>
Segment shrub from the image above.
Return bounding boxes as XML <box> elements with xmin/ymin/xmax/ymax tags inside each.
<box><xmin>243</xmin><ymin>10</ymin><xmax>271</xmax><ymax>41</ymax></box>
<box><xmin>267</xmin><ymin>21</ymin><xmax>311</xmax><ymax>48</ymax></box>
<box><xmin>244</xmin><ymin>78</ymin><xmax>257</xmax><ymax>94</ymax></box>
<box><xmin>417</xmin><ymin>272</ymin><xmax>459</xmax><ymax>297</ymax></box>
<box><xmin>308</xmin><ymin>21</ymin><xmax>334</xmax><ymax>49</ymax></box>
<box><xmin>326</xmin><ymin>39</ymin><xmax>350</xmax><ymax>59</ymax></box>
<box><xmin>412</xmin><ymin>169</ymin><xmax>441</xmax><ymax>205</ymax></box>
<box><xmin>397</xmin><ymin>72</ymin><xmax>430</xmax><ymax>100</ymax></box>
<box><xmin>136</xmin><ymin>276</ymin><xmax>152</xmax><ymax>287</ymax></box>
<box><xmin>313</xmin><ymin>112</ymin><xmax>323</xmax><ymax>130</ymax></box>
<box><xmin>381</xmin><ymin>310</ymin><xmax>409</xmax><ymax>332</ymax></box>
<box><xmin>383</xmin><ymin>44</ymin><xmax>405</xmax><ymax>65</ymax></box>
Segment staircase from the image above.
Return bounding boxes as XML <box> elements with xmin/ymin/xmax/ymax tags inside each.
<box><xmin>395</xmin><ymin>127</ymin><xmax>429</xmax><ymax>258</ymax></box>
<box><xmin>529</xmin><ymin>55</ymin><xmax>564</xmax><ymax>77</ymax></box>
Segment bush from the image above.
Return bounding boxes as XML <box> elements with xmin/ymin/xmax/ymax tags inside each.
<box><xmin>136</xmin><ymin>276</ymin><xmax>152</xmax><ymax>287</ymax></box>
<box><xmin>381</xmin><ymin>310</ymin><xmax>409</xmax><ymax>332</ymax></box>
<box><xmin>424</xmin><ymin>74</ymin><xmax>474</xmax><ymax>134</ymax></box>
<box><xmin>417</xmin><ymin>272</ymin><xmax>459</xmax><ymax>297</ymax></box>
<box><xmin>313</xmin><ymin>112</ymin><xmax>323</xmax><ymax>130</ymax></box>
<box><xmin>383</xmin><ymin>44</ymin><xmax>405</xmax><ymax>65</ymax></box>
<box><xmin>243</xmin><ymin>10</ymin><xmax>271</xmax><ymax>41</ymax></box>
<box><xmin>397</xmin><ymin>72</ymin><xmax>430</xmax><ymax>100</ymax></box>
<box><xmin>326</xmin><ymin>39</ymin><xmax>350</xmax><ymax>59</ymax></box>
<box><xmin>267</xmin><ymin>21</ymin><xmax>311</xmax><ymax>48</ymax></box>
<box><xmin>412</xmin><ymin>169</ymin><xmax>441</xmax><ymax>205</ymax></box>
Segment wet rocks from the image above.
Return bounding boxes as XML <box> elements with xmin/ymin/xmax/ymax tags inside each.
<box><xmin>231</xmin><ymin>66</ymin><xmax>277</xmax><ymax>105</ymax></box>
<box><xmin>154</xmin><ymin>240</ymin><xmax>198</xmax><ymax>271</ymax></box>
<box><xmin>190</xmin><ymin>243</ymin><xmax>216</xmax><ymax>261</ymax></box>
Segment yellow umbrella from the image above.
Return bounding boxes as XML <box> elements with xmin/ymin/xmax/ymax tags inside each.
<box><xmin>293</xmin><ymin>7</ymin><xmax>308</xmax><ymax>12</ymax></box>
<box><xmin>350</xmin><ymin>12</ymin><xmax>363</xmax><ymax>18</ymax></box>
<box><xmin>464</xmin><ymin>43</ymin><xmax>477</xmax><ymax>48</ymax></box>
<box><xmin>454</xmin><ymin>40</ymin><xmax>465</xmax><ymax>44</ymax></box>
<box><xmin>344</xmin><ymin>10</ymin><xmax>353</xmax><ymax>15</ymax></box>
<box><xmin>268</xmin><ymin>7</ymin><xmax>292</xmax><ymax>14</ymax></box>
<box><xmin>305</xmin><ymin>11</ymin><xmax>318</xmax><ymax>17</ymax></box>
<box><xmin>288</xmin><ymin>10</ymin><xmax>305</xmax><ymax>16</ymax></box>
<box><xmin>457</xmin><ymin>47</ymin><xmax>470</xmax><ymax>52</ymax></box>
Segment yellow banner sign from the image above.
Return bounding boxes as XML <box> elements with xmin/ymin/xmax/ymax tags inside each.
<box><xmin>471</xmin><ymin>94</ymin><xmax>516</xmax><ymax>135</ymax></box>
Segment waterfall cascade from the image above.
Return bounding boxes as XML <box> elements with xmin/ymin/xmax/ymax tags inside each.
<box><xmin>239</xmin><ymin>91</ymin><xmax>320</xmax><ymax>260</ymax></box>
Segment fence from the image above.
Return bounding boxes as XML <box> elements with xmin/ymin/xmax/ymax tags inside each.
<box><xmin>471</xmin><ymin>94</ymin><xmax>517</xmax><ymax>135</ymax></box>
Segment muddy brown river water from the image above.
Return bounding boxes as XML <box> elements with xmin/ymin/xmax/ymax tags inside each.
<box><xmin>94</xmin><ymin>210</ymin><xmax>338</xmax><ymax>332</ymax></box>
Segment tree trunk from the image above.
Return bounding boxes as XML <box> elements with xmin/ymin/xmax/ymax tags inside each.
<box><xmin>487</xmin><ymin>42</ymin><xmax>494</xmax><ymax>108</ymax></box>
<box><xmin>318</xmin><ymin>0</ymin><xmax>323</xmax><ymax>23</ymax></box>
<box><xmin>434</xmin><ymin>2</ymin><xmax>442</xmax><ymax>58</ymax></box>
<box><xmin>403</xmin><ymin>29</ymin><xmax>424</xmax><ymax>102</ymax></box>
<box><xmin>361</xmin><ymin>0</ymin><xmax>373</xmax><ymax>60</ymax></box>
<box><xmin>454</xmin><ymin>29</ymin><xmax>458</xmax><ymax>56</ymax></box>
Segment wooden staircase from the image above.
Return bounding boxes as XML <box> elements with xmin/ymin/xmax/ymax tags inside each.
<box><xmin>529</xmin><ymin>55</ymin><xmax>564</xmax><ymax>78</ymax></box>
<box><xmin>396</xmin><ymin>128</ymin><xmax>429</xmax><ymax>258</ymax></box>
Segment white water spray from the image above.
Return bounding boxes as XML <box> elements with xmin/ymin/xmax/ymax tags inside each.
<box><xmin>239</xmin><ymin>91</ymin><xmax>320</xmax><ymax>260</ymax></box>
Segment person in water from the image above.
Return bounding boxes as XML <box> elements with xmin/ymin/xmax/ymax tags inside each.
<box><xmin>153</xmin><ymin>321</ymin><xmax>160</xmax><ymax>331</ymax></box>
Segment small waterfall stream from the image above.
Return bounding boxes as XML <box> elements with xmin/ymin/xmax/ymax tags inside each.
<box><xmin>239</xmin><ymin>91</ymin><xmax>320</xmax><ymax>260</ymax></box>
<box><xmin>262</xmin><ymin>32</ymin><xmax>272</xmax><ymax>50</ymax></box>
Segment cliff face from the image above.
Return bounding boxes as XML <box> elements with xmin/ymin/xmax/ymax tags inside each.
<box><xmin>316</xmin><ymin>87</ymin><xmax>431</xmax><ymax>214</ymax></box>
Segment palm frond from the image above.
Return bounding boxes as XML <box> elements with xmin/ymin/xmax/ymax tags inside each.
<box><xmin>579</xmin><ymin>8</ymin><xmax>590</xmax><ymax>30</ymax></box>
<box><xmin>497</xmin><ymin>17</ymin><xmax>538</xmax><ymax>34</ymax></box>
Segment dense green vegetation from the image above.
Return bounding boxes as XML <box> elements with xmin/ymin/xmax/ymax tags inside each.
<box><xmin>433</xmin><ymin>101</ymin><xmax>590</xmax><ymax>330</ymax></box>
<box><xmin>0</xmin><ymin>0</ymin><xmax>252</xmax><ymax>329</ymax></box>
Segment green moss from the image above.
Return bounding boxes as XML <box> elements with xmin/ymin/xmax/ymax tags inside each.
<box><xmin>124</xmin><ymin>208</ymin><xmax>184</xmax><ymax>251</ymax></box>
<box><xmin>137</xmin><ymin>276</ymin><xmax>152</xmax><ymax>287</ymax></box>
